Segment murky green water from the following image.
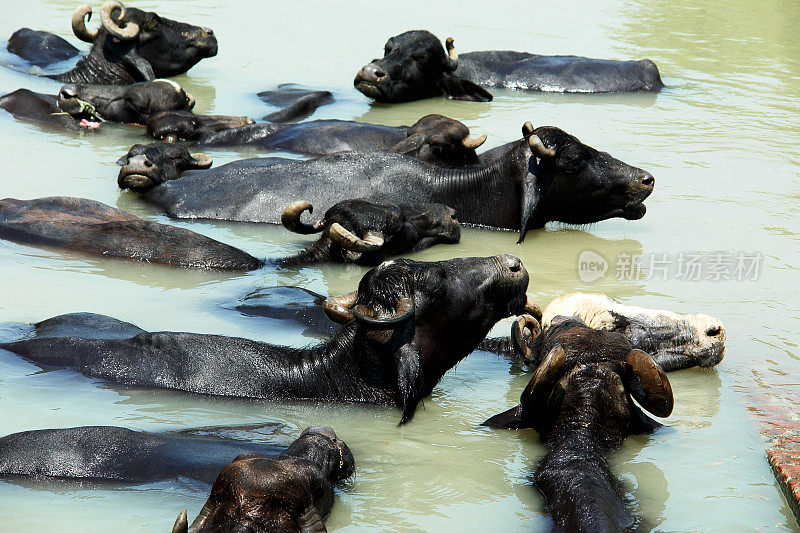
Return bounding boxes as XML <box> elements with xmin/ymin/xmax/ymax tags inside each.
<box><xmin>1</xmin><ymin>0</ymin><xmax>799</xmax><ymax>530</ymax></box>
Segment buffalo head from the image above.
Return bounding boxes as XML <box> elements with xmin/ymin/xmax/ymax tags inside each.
<box><xmin>517</xmin><ymin>122</ymin><xmax>655</xmax><ymax>241</ymax></box>
<box><xmin>116</xmin><ymin>143</ymin><xmax>211</xmax><ymax>192</ymax></box>
<box><xmin>391</xmin><ymin>114</ymin><xmax>484</xmax><ymax>166</ymax></box>
<box><xmin>147</xmin><ymin>110</ymin><xmax>255</xmax><ymax>142</ymax></box>
<box><xmin>354</xmin><ymin>30</ymin><xmax>492</xmax><ymax>103</ymax></box>
<box><xmin>172</xmin><ymin>427</ymin><xmax>354</xmax><ymax>533</ymax></box>
<box><xmin>542</xmin><ymin>293</ymin><xmax>725</xmax><ymax>371</ymax></box>
<box><xmin>324</xmin><ymin>254</ymin><xmax>535</xmax><ymax>422</ymax></box>
<box><xmin>67</xmin><ymin>1</ymin><xmax>217</xmax><ymax>81</ymax></box>
<box><xmin>281</xmin><ymin>199</ymin><xmax>460</xmax><ymax>264</ymax></box>
<box><xmin>58</xmin><ymin>79</ymin><xmax>194</xmax><ymax>124</ymax></box>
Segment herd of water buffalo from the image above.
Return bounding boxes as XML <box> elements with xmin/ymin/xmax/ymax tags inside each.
<box><xmin>0</xmin><ymin>3</ymin><xmax>728</xmax><ymax>532</ymax></box>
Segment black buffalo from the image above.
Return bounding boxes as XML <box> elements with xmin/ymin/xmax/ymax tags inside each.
<box><xmin>1</xmin><ymin>255</ymin><xmax>535</xmax><ymax>424</ymax></box>
<box><xmin>484</xmin><ymin>316</ymin><xmax>674</xmax><ymax>532</ymax></box>
<box><xmin>6</xmin><ymin>28</ymin><xmax>79</xmax><ymax>66</ymax></box>
<box><xmin>0</xmin><ymin>196</ymin><xmax>262</xmax><ymax>270</ymax></box>
<box><xmin>258</xmin><ymin>84</ymin><xmax>335</xmax><ymax>122</ymax></box>
<box><xmin>354</xmin><ymin>31</ymin><xmax>663</xmax><ymax>102</ymax></box>
<box><xmin>1</xmin><ymin>80</ymin><xmax>195</xmax><ymax>130</ymax></box>
<box><xmin>172</xmin><ymin>427</ymin><xmax>354</xmax><ymax>533</ymax></box>
<box><xmin>280</xmin><ymin>199</ymin><xmax>460</xmax><ymax>266</ymax></box>
<box><xmin>0</xmin><ymin>425</ymin><xmax>285</xmax><ymax>484</ymax></box>
<box><xmin>147</xmin><ymin>112</ymin><xmax>485</xmax><ymax>166</ymax></box>
<box><xmin>117</xmin><ymin>122</ymin><xmax>654</xmax><ymax>242</ymax></box>
<box><xmin>233</xmin><ymin>286</ymin><xmax>337</xmax><ymax>339</ymax></box>
<box><xmin>16</xmin><ymin>1</ymin><xmax>217</xmax><ymax>84</ymax></box>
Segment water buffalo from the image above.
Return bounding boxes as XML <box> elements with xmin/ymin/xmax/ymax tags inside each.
<box><xmin>1</xmin><ymin>255</ymin><xmax>535</xmax><ymax>424</ymax></box>
<box><xmin>233</xmin><ymin>287</ymin><xmax>337</xmax><ymax>339</ymax></box>
<box><xmin>491</xmin><ymin>293</ymin><xmax>726</xmax><ymax>371</ymax></box>
<box><xmin>280</xmin><ymin>199</ymin><xmax>460</xmax><ymax>266</ymax></box>
<box><xmin>1</xmin><ymin>80</ymin><xmax>196</xmax><ymax>130</ymax></box>
<box><xmin>484</xmin><ymin>316</ymin><xmax>674</xmax><ymax>532</ymax></box>
<box><xmin>19</xmin><ymin>1</ymin><xmax>217</xmax><ymax>84</ymax></box>
<box><xmin>355</xmin><ymin>31</ymin><xmax>663</xmax><ymax>102</ymax></box>
<box><xmin>258</xmin><ymin>85</ymin><xmax>335</xmax><ymax>122</ymax></box>
<box><xmin>6</xmin><ymin>28</ymin><xmax>79</xmax><ymax>67</ymax></box>
<box><xmin>0</xmin><ymin>425</ymin><xmax>285</xmax><ymax>484</ymax></box>
<box><xmin>172</xmin><ymin>426</ymin><xmax>354</xmax><ymax>533</ymax></box>
<box><xmin>0</xmin><ymin>196</ymin><xmax>262</xmax><ymax>270</ymax></box>
<box><xmin>117</xmin><ymin>122</ymin><xmax>654</xmax><ymax>242</ymax></box>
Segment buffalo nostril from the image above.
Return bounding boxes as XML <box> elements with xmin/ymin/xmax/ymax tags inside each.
<box><xmin>59</xmin><ymin>85</ymin><xmax>77</xmax><ymax>99</ymax></box>
<box><xmin>502</xmin><ymin>254</ymin><xmax>522</xmax><ymax>273</ymax></box>
<box><xmin>143</xmin><ymin>160</ymin><xmax>153</xmax><ymax>168</ymax></box>
<box><xmin>641</xmin><ymin>173</ymin><xmax>655</xmax><ymax>187</ymax></box>
<box><xmin>204</xmin><ymin>27</ymin><xmax>214</xmax><ymax>36</ymax></box>
<box><xmin>374</xmin><ymin>69</ymin><xmax>387</xmax><ymax>79</ymax></box>
<box><xmin>706</xmin><ymin>325</ymin><xmax>722</xmax><ymax>337</ymax></box>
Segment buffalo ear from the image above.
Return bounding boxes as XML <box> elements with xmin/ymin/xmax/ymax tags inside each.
<box><xmin>518</xmin><ymin>156</ymin><xmax>543</xmax><ymax>243</ymax></box>
<box><xmin>482</xmin><ymin>405</ymin><xmax>524</xmax><ymax>429</ymax></box>
<box><xmin>395</xmin><ymin>344</ymin><xmax>422</xmax><ymax>425</ymax></box>
<box><xmin>298</xmin><ymin>505</ymin><xmax>327</xmax><ymax>533</ymax></box>
<box><xmin>624</xmin><ymin>349</ymin><xmax>674</xmax><ymax>418</ymax></box>
<box><xmin>439</xmin><ymin>75</ymin><xmax>493</xmax><ymax>102</ymax></box>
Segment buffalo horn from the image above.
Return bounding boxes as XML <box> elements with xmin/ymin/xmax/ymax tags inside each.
<box><xmin>189</xmin><ymin>153</ymin><xmax>213</xmax><ymax>169</ymax></box>
<box><xmin>624</xmin><ymin>349</ymin><xmax>674</xmax><ymax>418</ymax></box>
<box><xmin>71</xmin><ymin>4</ymin><xmax>98</xmax><ymax>43</ymax></box>
<box><xmin>511</xmin><ymin>314</ymin><xmax>541</xmax><ymax>364</ymax></box>
<box><xmin>329</xmin><ymin>223</ymin><xmax>384</xmax><ymax>252</ymax></box>
<box><xmin>523</xmin><ymin>293</ymin><xmax>543</xmax><ymax>322</ymax></box>
<box><xmin>528</xmin><ymin>134</ymin><xmax>556</xmax><ymax>158</ymax></box>
<box><xmin>298</xmin><ymin>505</ymin><xmax>328</xmax><ymax>533</ymax></box>
<box><xmin>353</xmin><ymin>296</ymin><xmax>414</xmax><ymax>329</ymax></box>
<box><xmin>100</xmin><ymin>1</ymin><xmax>140</xmax><ymax>40</ymax></box>
<box><xmin>172</xmin><ymin>510</ymin><xmax>188</xmax><ymax>533</ymax></box>
<box><xmin>282</xmin><ymin>201</ymin><xmax>325</xmax><ymax>234</ymax></box>
<box><xmin>445</xmin><ymin>37</ymin><xmax>459</xmax><ymax>71</ymax></box>
<box><xmin>187</xmin><ymin>501</ymin><xmax>215</xmax><ymax>532</ymax></box>
<box><xmin>522</xmin><ymin>121</ymin><xmax>534</xmax><ymax>137</ymax></box>
<box><xmin>323</xmin><ymin>290</ymin><xmax>358</xmax><ymax>323</ymax></box>
<box><xmin>521</xmin><ymin>343</ymin><xmax>567</xmax><ymax>403</ymax></box>
<box><xmin>462</xmin><ymin>133</ymin><xmax>487</xmax><ymax>150</ymax></box>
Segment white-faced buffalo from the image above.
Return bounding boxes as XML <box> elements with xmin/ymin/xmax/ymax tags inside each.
<box><xmin>116</xmin><ymin>122</ymin><xmax>654</xmax><ymax>242</ymax></box>
<box><xmin>147</xmin><ymin>112</ymin><xmax>484</xmax><ymax>167</ymax></box>
<box><xmin>20</xmin><ymin>1</ymin><xmax>217</xmax><ymax>84</ymax></box>
<box><xmin>0</xmin><ymin>80</ymin><xmax>195</xmax><ymax>130</ymax></box>
<box><xmin>0</xmin><ymin>425</ymin><xmax>285</xmax><ymax>484</ymax></box>
<box><xmin>280</xmin><ymin>199</ymin><xmax>460</xmax><ymax>266</ymax></box>
<box><xmin>0</xmin><ymin>196</ymin><xmax>262</xmax><ymax>270</ymax></box>
<box><xmin>355</xmin><ymin>31</ymin><xmax>663</xmax><ymax>102</ymax></box>
<box><xmin>172</xmin><ymin>427</ymin><xmax>354</xmax><ymax>533</ymax></box>
<box><xmin>1</xmin><ymin>255</ymin><xmax>535</xmax><ymax>424</ymax></box>
<box><xmin>484</xmin><ymin>316</ymin><xmax>674</xmax><ymax>532</ymax></box>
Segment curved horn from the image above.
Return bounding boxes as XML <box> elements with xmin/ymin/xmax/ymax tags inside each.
<box><xmin>323</xmin><ymin>290</ymin><xmax>358</xmax><ymax>324</ymax></box>
<box><xmin>187</xmin><ymin>501</ymin><xmax>215</xmax><ymax>533</ymax></box>
<box><xmin>624</xmin><ymin>348</ymin><xmax>674</xmax><ymax>418</ymax></box>
<box><xmin>71</xmin><ymin>4</ymin><xmax>98</xmax><ymax>43</ymax></box>
<box><xmin>172</xmin><ymin>510</ymin><xmax>188</xmax><ymax>533</ymax></box>
<box><xmin>521</xmin><ymin>343</ymin><xmax>567</xmax><ymax>403</ymax></box>
<box><xmin>528</xmin><ymin>134</ymin><xmax>556</xmax><ymax>158</ymax></box>
<box><xmin>101</xmin><ymin>1</ymin><xmax>140</xmax><ymax>40</ymax></box>
<box><xmin>282</xmin><ymin>201</ymin><xmax>324</xmax><ymax>235</ymax></box>
<box><xmin>511</xmin><ymin>314</ymin><xmax>541</xmax><ymax>364</ymax></box>
<box><xmin>462</xmin><ymin>133</ymin><xmax>486</xmax><ymax>150</ymax></box>
<box><xmin>329</xmin><ymin>223</ymin><xmax>384</xmax><ymax>252</ymax></box>
<box><xmin>523</xmin><ymin>294</ymin><xmax>543</xmax><ymax>323</ymax></box>
<box><xmin>445</xmin><ymin>37</ymin><xmax>459</xmax><ymax>71</ymax></box>
<box><xmin>353</xmin><ymin>297</ymin><xmax>414</xmax><ymax>329</ymax></box>
<box><xmin>188</xmin><ymin>153</ymin><xmax>213</xmax><ymax>169</ymax></box>
<box><xmin>522</xmin><ymin>121</ymin><xmax>534</xmax><ymax>137</ymax></box>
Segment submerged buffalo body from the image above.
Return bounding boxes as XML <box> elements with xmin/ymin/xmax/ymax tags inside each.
<box><xmin>0</xmin><ymin>196</ymin><xmax>262</xmax><ymax>270</ymax></box>
<box><xmin>6</xmin><ymin>28</ymin><xmax>79</xmax><ymax>66</ymax></box>
<box><xmin>258</xmin><ymin>85</ymin><xmax>335</xmax><ymax>122</ymax></box>
<box><xmin>1</xmin><ymin>255</ymin><xmax>533</xmax><ymax>423</ymax></box>
<box><xmin>11</xmin><ymin>1</ymin><xmax>217</xmax><ymax>84</ymax></box>
<box><xmin>0</xmin><ymin>425</ymin><xmax>284</xmax><ymax>484</ymax></box>
<box><xmin>148</xmin><ymin>112</ymin><xmax>485</xmax><ymax>166</ymax></box>
<box><xmin>485</xmin><ymin>316</ymin><xmax>674</xmax><ymax>532</ymax></box>
<box><xmin>355</xmin><ymin>31</ymin><xmax>663</xmax><ymax>102</ymax></box>
<box><xmin>118</xmin><ymin>123</ymin><xmax>654</xmax><ymax>242</ymax></box>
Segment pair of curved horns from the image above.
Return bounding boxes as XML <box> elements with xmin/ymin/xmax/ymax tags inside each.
<box><xmin>323</xmin><ymin>291</ymin><xmax>415</xmax><ymax>329</ymax></box>
<box><xmin>511</xmin><ymin>314</ymin><xmax>542</xmax><ymax>364</ymax></box>
<box><xmin>445</xmin><ymin>37</ymin><xmax>458</xmax><ymax>71</ymax></box>
<box><xmin>282</xmin><ymin>201</ymin><xmax>324</xmax><ymax>234</ymax></box>
<box><xmin>522</xmin><ymin>122</ymin><xmax>557</xmax><ymax>158</ymax></box>
<box><xmin>462</xmin><ymin>133</ymin><xmax>486</xmax><ymax>150</ymax></box>
<box><xmin>72</xmin><ymin>1</ymin><xmax>139</xmax><ymax>43</ymax></box>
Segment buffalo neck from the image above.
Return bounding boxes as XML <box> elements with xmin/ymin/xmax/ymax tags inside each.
<box><xmin>50</xmin><ymin>42</ymin><xmax>141</xmax><ymax>85</ymax></box>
